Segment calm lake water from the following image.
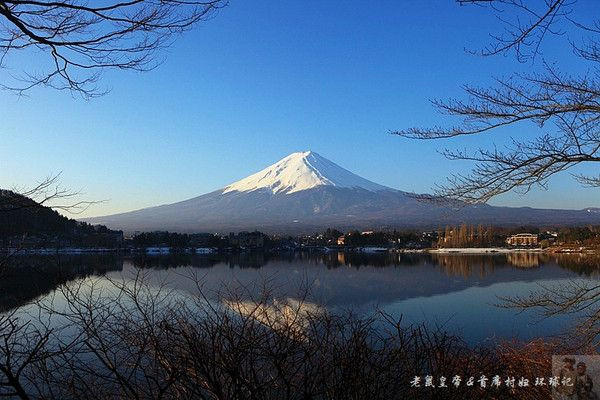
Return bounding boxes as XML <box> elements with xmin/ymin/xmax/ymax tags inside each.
<box><xmin>2</xmin><ymin>251</ymin><xmax>599</xmax><ymax>344</ymax></box>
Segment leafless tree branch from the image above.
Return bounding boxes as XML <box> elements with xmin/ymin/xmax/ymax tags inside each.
<box><xmin>0</xmin><ymin>272</ymin><xmax>555</xmax><ymax>399</ymax></box>
<box><xmin>0</xmin><ymin>0</ymin><xmax>227</xmax><ymax>98</ymax></box>
<box><xmin>2</xmin><ymin>172</ymin><xmax>103</xmax><ymax>214</ymax></box>
<box><xmin>394</xmin><ymin>1</ymin><xmax>600</xmax><ymax>204</ymax></box>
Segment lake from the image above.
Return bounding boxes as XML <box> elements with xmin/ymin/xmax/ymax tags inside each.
<box><xmin>2</xmin><ymin>251</ymin><xmax>599</xmax><ymax>344</ymax></box>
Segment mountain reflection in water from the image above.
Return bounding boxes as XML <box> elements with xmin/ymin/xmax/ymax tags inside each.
<box><xmin>1</xmin><ymin>251</ymin><xmax>599</xmax><ymax>344</ymax></box>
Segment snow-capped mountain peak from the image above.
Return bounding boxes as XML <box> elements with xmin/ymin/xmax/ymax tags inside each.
<box><xmin>83</xmin><ymin>151</ymin><xmax>600</xmax><ymax>233</ymax></box>
<box><xmin>222</xmin><ymin>151</ymin><xmax>389</xmax><ymax>194</ymax></box>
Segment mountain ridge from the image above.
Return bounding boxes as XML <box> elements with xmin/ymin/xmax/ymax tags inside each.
<box><xmin>82</xmin><ymin>151</ymin><xmax>600</xmax><ymax>233</ymax></box>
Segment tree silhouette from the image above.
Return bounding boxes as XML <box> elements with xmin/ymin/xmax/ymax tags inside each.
<box><xmin>394</xmin><ymin>0</ymin><xmax>600</xmax><ymax>203</ymax></box>
<box><xmin>0</xmin><ymin>0</ymin><xmax>226</xmax><ymax>98</ymax></box>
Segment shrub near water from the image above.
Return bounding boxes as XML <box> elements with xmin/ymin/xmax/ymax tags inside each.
<box><xmin>0</xmin><ymin>272</ymin><xmax>566</xmax><ymax>399</ymax></box>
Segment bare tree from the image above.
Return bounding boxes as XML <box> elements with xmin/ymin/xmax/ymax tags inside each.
<box><xmin>500</xmin><ymin>278</ymin><xmax>600</xmax><ymax>348</ymax></box>
<box><xmin>394</xmin><ymin>0</ymin><xmax>600</xmax><ymax>204</ymax></box>
<box><xmin>1</xmin><ymin>172</ymin><xmax>100</xmax><ymax>214</ymax></box>
<box><xmin>0</xmin><ymin>0</ymin><xmax>226</xmax><ymax>98</ymax></box>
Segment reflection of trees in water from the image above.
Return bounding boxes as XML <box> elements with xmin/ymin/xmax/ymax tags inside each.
<box><xmin>319</xmin><ymin>252</ymin><xmax>432</xmax><ymax>269</ymax></box>
<box><xmin>4</xmin><ymin>252</ymin><xmax>600</xmax><ymax>313</ymax></box>
<box><xmin>431</xmin><ymin>254</ymin><xmax>507</xmax><ymax>279</ymax></box>
<box><xmin>432</xmin><ymin>253</ymin><xmax>600</xmax><ymax>278</ymax></box>
<box><xmin>132</xmin><ymin>251</ymin><xmax>593</xmax><ymax>273</ymax></box>
<box><xmin>431</xmin><ymin>253</ymin><xmax>551</xmax><ymax>278</ymax></box>
<box><xmin>130</xmin><ymin>252</ymin><xmax>274</xmax><ymax>270</ymax></box>
<box><xmin>321</xmin><ymin>252</ymin><xmax>391</xmax><ymax>269</ymax></box>
<box><xmin>502</xmin><ymin>254</ymin><xmax>600</xmax><ymax>347</ymax></box>
<box><xmin>128</xmin><ymin>251</ymin><xmax>433</xmax><ymax>270</ymax></box>
<box><xmin>130</xmin><ymin>253</ymin><xmax>223</xmax><ymax>270</ymax></box>
<box><xmin>225</xmin><ymin>252</ymin><xmax>268</xmax><ymax>269</ymax></box>
<box><xmin>0</xmin><ymin>255</ymin><xmax>122</xmax><ymax>312</ymax></box>
<box><xmin>126</xmin><ymin>251</ymin><xmax>600</xmax><ymax>276</ymax></box>
<box><xmin>551</xmin><ymin>254</ymin><xmax>600</xmax><ymax>277</ymax></box>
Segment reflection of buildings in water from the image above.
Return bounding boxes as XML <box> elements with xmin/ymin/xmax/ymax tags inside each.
<box><xmin>433</xmin><ymin>252</ymin><xmax>600</xmax><ymax>277</ymax></box>
<box><xmin>432</xmin><ymin>253</ymin><xmax>557</xmax><ymax>277</ymax></box>
<box><xmin>506</xmin><ymin>252</ymin><xmax>542</xmax><ymax>268</ymax></box>
<box><xmin>337</xmin><ymin>252</ymin><xmax>346</xmax><ymax>266</ymax></box>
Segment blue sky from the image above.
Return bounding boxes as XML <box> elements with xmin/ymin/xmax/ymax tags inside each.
<box><xmin>1</xmin><ymin>0</ymin><xmax>598</xmax><ymax>217</ymax></box>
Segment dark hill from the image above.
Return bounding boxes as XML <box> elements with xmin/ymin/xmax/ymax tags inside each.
<box><xmin>0</xmin><ymin>190</ymin><xmax>122</xmax><ymax>248</ymax></box>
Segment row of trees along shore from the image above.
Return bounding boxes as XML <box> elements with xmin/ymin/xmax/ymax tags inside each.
<box><xmin>437</xmin><ymin>225</ymin><xmax>600</xmax><ymax>249</ymax></box>
<box><xmin>437</xmin><ymin>225</ymin><xmax>496</xmax><ymax>248</ymax></box>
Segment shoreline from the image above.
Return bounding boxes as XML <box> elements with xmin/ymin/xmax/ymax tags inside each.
<box><xmin>427</xmin><ymin>247</ymin><xmax>599</xmax><ymax>255</ymax></box>
<box><xmin>2</xmin><ymin>246</ymin><xmax>598</xmax><ymax>256</ymax></box>
<box><xmin>426</xmin><ymin>247</ymin><xmax>544</xmax><ymax>255</ymax></box>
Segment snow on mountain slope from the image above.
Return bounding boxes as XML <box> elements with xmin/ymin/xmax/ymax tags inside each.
<box><xmin>81</xmin><ymin>151</ymin><xmax>600</xmax><ymax>233</ymax></box>
<box><xmin>223</xmin><ymin>151</ymin><xmax>389</xmax><ymax>194</ymax></box>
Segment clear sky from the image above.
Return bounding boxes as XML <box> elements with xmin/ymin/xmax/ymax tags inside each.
<box><xmin>1</xmin><ymin>0</ymin><xmax>598</xmax><ymax>217</ymax></box>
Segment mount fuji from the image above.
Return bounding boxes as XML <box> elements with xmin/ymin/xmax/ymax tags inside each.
<box><xmin>84</xmin><ymin>151</ymin><xmax>600</xmax><ymax>233</ymax></box>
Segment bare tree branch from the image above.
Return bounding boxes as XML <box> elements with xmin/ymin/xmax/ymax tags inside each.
<box><xmin>458</xmin><ymin>0</ymin><xmax>573</xmax><ymax>63</ymax></box>
<box><xmin>0</xmin><ymin>0</ymin><xmax>227</xmax><ymax>98</ymax></box>
<box><xmin>0</xmin><ymin>271</ymin><xmax>554</xmax><ymax>399</ymax></box>
<box><xmin>2</xmin><ymin>172</ymin><xmax>103</xmax><ymax>214</ymax></box>
<box><xmin>395</xmin><ymin>1</ymin><xmax>600</xmax><ymax>203</ymax></box>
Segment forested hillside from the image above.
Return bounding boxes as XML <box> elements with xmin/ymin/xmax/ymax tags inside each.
<box><xmin>0</xmin><ymin>190</ymin><xmax>122</xmax><ymax>248</ymax></box>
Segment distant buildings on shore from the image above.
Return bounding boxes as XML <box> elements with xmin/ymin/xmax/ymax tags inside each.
<box><xmin>506</xmin><ymin>233</ymin><xmax>539</xmax><ymax>247</ymax></box>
